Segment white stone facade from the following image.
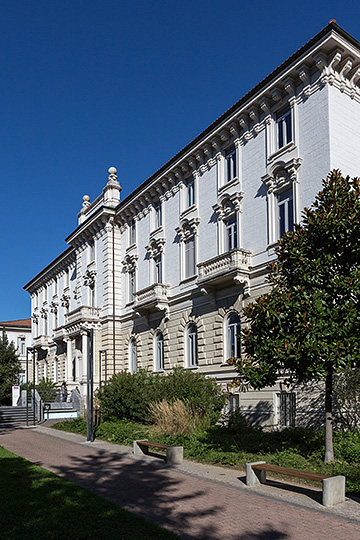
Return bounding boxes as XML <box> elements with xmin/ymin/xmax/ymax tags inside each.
<box><xmin>24</xmin><ymin>23</ymin><xmax>360</xmax><ymax>427</ymax></box>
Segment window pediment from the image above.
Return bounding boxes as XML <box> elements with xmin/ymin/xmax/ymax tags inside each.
<box><xmin>122</xmin><ymin>253</ymin><xmax>138</xmax><ymax>272</ymax></box>
<box><xmin>176</xmin><ymin>217</ymin><xmax>200</xmax><ymax>241</ymax></box>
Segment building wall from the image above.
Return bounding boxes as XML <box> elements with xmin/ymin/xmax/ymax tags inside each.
<box><xmin>23</xmin><ymin>24</ymin><xmax>360</xmax><ymax>426</ymax></box>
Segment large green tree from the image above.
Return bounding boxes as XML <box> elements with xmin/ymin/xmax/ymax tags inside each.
<box><xmin>0</xmin><ymin>330</ymin><xmax>21</xmax><ymax>405</ymax></box>
<box><xmin>229</xmin><ymin>171</ymin><xmax>360</xmax><ymax>463</ymax></box>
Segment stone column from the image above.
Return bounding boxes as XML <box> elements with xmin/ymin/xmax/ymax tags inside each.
<box><xmin>65</xmin><ymin>338</ymin><xmax>72</xmax><ymax>383</ymax></box>
<box><xmin>81</xmin><ymin>331</ymin><xmax>88</xmax><ymax>384</ymax></box>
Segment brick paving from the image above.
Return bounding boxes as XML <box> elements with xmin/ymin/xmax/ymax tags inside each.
<box><xmin>1</xmin><ymin>424</ymin><xmax>359</xmax><ymax>540</ymax></box>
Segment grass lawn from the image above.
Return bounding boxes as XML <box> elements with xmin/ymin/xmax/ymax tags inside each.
<box><xmin>0</xmin><ymin>446</ymin><xmax>181</xmax><ymax>540</ymax></box>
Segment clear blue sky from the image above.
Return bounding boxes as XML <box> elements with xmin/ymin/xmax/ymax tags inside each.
<box><xmin>0</xmin><ymin>0</ymin><xmax>358</xmax><ymax>321</ymax></box>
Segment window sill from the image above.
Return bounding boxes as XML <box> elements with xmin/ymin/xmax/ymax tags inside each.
<box><xmin>185</xmin><ymin>365</ymin><xmax>199</xmax><ymax>370</ymax></box>
<box><xmin>219</xmin><ymin>176</ymin><xmax>239</xmax><ymax>193</ymax></box>
<box><xmin>150</xmin><ymin>225</ymin><xmax>163</xmax><ymax>238</ymax></box>
<box><xmin>180</xmin><ymin>204</ymin><xmax>197</xmax><ymax>218</ymax></box>
<box><xmin>268</xmin><ymin>141</ymin><xmax>295</xmax><ymax>163</ymax></box>
<box><xmin>180</xmin><ymin>275</ymin><xmax>197</xmax><ymax>285</ymax></box>
<box><xmin>126</xmin><ymin>244</ymin><xmax>137</xmax><ymax>253</ymax></box>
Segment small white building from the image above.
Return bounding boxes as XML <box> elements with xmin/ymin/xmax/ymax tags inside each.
<box><xmin>0</xmin><ymin>319</ymin><xmax>32</xmax><ymax>384</ymax></box>
<box><xmin>24</xmin><ymin>22</ymin><xmax>360</xmax><ymax>427</ymax></box>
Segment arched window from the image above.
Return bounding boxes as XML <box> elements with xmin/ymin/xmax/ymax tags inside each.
<box><xmin>154</xmin><ymin>332</ymin><xmax>164</xmax><ymax>371</ymax></box>
<box><xmin>227</xmin><ymin>313</ymin><xmax>241</xmax><ymax>359</ymax></box>
<box><xmin>129</xmin><ymin>338</ymin><xmax>137</xmax><ymax>374</ymax></box>
<box><xmin>186</xmin><ymin>323</ymin><xmax>198</xmax><ymax>367</ymax></box>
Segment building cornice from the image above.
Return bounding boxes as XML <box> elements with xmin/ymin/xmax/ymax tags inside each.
<box><xmin>113</xmin><ymin>23</ymin><xmax>360</xmax><ymax>225</ymax></box>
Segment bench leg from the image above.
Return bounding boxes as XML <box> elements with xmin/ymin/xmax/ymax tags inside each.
<box><xmin>322</xmin><ymin>476</ymin><xmax>346</xmax><ymax>507</ymax></box>
<box><xmin>246</xmin><ymin>462</ymin><xmax>267</xmax><ymax>486</ymax></box>
<box><xmin>166</xmin><ymin>446</ymin><xmax>183</xmax><ymax>465</ymax></box>
<box><xmin>133</xmin><ymin>440</ymin><xmax>149</xmax><ymax>456</ymax></box>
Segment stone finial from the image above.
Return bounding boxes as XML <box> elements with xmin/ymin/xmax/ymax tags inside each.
<box><xmin>108</xmin><ymin>166</ymin><xmax>118</xmax><ymax>184</ymax></box>
<box><xmin>82</xmin><ymin>195</ymin><xmax>91</xmax><ymax>208</ymax></box>
<box><xmin>103</xmin><ymin>165</ymin><xmax>121</xmax><ymax>206</ymax></box>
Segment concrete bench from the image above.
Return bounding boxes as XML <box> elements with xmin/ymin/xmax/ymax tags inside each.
<box><xmin>133</xmin><ymin>439</ymin><xmax>183</xmax><ymax>465</ymax></box>
<box><xmin>246</xmin><ymin>461</ymin><xmax>345</xmax><ymax>507</ymax></box>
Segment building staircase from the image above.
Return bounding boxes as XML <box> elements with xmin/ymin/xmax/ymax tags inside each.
<box><xmin>0</xmin><ymin>406</ymin><xmax>34</xmax><ymax>424</ymax></box>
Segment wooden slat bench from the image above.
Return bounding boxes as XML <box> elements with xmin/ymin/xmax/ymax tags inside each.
<box><xmin>246</xmin><ymin>461</ymin><xmax>345</xmax><ymax>507</ymax></box>
<box><xmin>133</xmin><ymin>439</ymin><xmax>183</xmax><ymax>465</ymax></box>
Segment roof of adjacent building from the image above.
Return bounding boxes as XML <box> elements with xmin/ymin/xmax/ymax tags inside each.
<box><xmin>0</xmin><ymin>319</ymin><xmax>31</xmax><ymax>329</ymax></box>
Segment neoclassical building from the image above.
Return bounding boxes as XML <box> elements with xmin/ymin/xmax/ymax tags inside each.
<box><xmin>24</xmin><ymin>22</ymin><xmax>360</xmax><ymax>427</ymax></box>
<box><xmin>0</xmin><ymin>319</ymin><xmax>32</xmax><ymax>384</ymax></box>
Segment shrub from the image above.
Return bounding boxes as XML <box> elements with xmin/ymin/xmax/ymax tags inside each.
<box><xmin>149</xmin><ymin>399</ymin><xmax>210</xmax><ymax>436</ymax></box>
<box><xmin>97</xmin><ymin>367</ymin><xmax>226</xmax><ymax>424</ymax></box>
<box><xmin>96</xmin><ymin>369</ymin><xmax>162</xmax><ymax>423</ymax></box>
<box><xmin>95</xmin><ymin>420</ymin><xmax>150</xmax><ymax>445</ymax></box>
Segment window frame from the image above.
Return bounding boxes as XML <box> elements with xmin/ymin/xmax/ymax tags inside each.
<box><xmin>154</xmin><ymin>254</ymin><xmax>162</xmax><ymax>284</ymax></box>
<box><xmin>129</xmin><ymin>219</ymin><xmax>136</xmax><ymax>246</ymax></box>
<box><xmin>184</xmin><ymin>236</ymin><xmax>196</xmax><ymax>279</ymax></box>
<box><xmin>225</xmin><ymin>145</ymin><xmax>237</xmax><ymax>184</ymax></box>
<box><xmin>226</xmin><ymin>312</ymin><xmax>241</xmax><ymax>360</ymax></box>
<box><xmin>154</xmin><ymin>331</ymin><xmax>164</xmax><ymax>371</ymax></box>
<box><xmin>225</xmin><ymin>216</ymin><xmax>238</xmax><ymax>251</ymax></box>
<box><xmin>186</xmin><ymin>178</ymin><xmax>195</xmax><ymax>208</ymax></box>
<box><xmin>186</xmin><ymin>323</ymin><xmax>198</xmax><ymax>368</ymax></box>
<box><xmin>154</xmin><ymin>202</ymin><xmax>162</xmax><ymax>229</ymax></box>
<box><xmin>276</xmin><ymin>391</ymin><xmax>296</xmax><ymax>427</ymax></box>
<box><xmin>277</xmin><ymin>186</ymin><xmax>294</xmax><ymax>238</ymax></box>
<box><xmin>276</xmin><ymin>107</ymin><xmax>292</xmax><ymax>150</ymax></box>
<box><xmin>128</xmin><ymin>269</ymin><xmax>136</xmax><ymax>303</ymax></box>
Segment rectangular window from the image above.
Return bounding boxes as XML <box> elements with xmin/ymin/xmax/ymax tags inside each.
<box><xmin>278</xmin><ymin>392</ymin><xmax>296</xmax><ymax>427</ymax></box>
<box><xmin>225</xmin><ymin>217</ymin><xmax>238</xmax><ymax>251</ymax></box>
<box><xmin>90</xmin><ymin>286</ymin><xmax>95</xmax><ymax>307</ymax></box>
<box><xmin>188</xmin><ymin>328</ymin><xmax>198</xmax><ymax>367</ymax></box>
<box><xmin>187</xmin><ymin>179</ymin><xmax>195</xmax><ymax>208</ymax></box>
<box><xmin>129</xmin><ymin>220</ymin><xmax>136</xmax><ymax>245</ymax></box>
<box><xmin>18</xmin><ymin>337</ymin><xmax>26</xmax><ymax>356</ymax></box>
<box><xmin>225</xmin><ymin>146</ymin><xmax>237</xmax><ymax>183</ymax></box>
<box><xmin>129</xmin><ymin>270</ymin><xmax>135</xmax><ymax>302</ymax></box>
<box><xmin>184</xmin><ymin>237</ymin><xmax>195</xmax><ymax>278</ymax></box>
<box><xmin>154</xmin><ymin>255</ymin><xmax>162</xmax><ymax>283</ymax></box>
<box><xmin>154</xmin><ymin>202</ymin><xmax>162</xmax><ymax>228</ymax></box>
<box><xmin>277</xmin><ymin>187</ymin><xmax>294</xmax><ymax>237</ymax></box>
<box><xmin>89</xmin><ymin>240</ymin><xmax>95</xmax><ymax>263</ymax></box>
<box><xmin>276</xmin><ymin>108</ymin><xmax>292</xmax><ymax>149</ymax></box>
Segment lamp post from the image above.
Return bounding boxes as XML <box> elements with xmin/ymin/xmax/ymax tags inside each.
<box><xmin>81</xmin><ymin>326</ymin><xmax>94</xmax><ymax>442</ymax></box>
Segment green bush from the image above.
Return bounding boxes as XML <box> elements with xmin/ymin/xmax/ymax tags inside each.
<box><xmin>52</xmin><ymin>417</ymin><xmax>87</xmax><ymax>435</ymax></box>
<box><xmin>96</xmin><ymin>367</ymin><xmax>226</xmax><ymax>424</ymax></box>
<box><xmin>95</xmin><ymin>420</ymin><xmax>150</xmax><ymax>445</ymax></box>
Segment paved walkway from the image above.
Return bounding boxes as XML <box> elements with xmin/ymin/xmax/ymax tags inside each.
<box><xmin>1</xmin><ymin>423</ymin><xmax>359</xmax><ymax>540</ymax></box>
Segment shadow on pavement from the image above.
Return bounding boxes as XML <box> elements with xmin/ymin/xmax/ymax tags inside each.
<box><xmin>45</xmin><ymin>446</ymin><xmax>290</xmax><ymax>540</ymax></box>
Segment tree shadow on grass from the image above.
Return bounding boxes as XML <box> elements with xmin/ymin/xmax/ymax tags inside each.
<box><xmin>0</xmin><ymin>448</ymin><xmax>179</xmax><ymax>540</ymax></box>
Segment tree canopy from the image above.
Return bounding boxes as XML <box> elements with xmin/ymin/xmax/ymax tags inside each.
<box><xmin>229</xmin><ymin>171</ymin><xmax>360</xmax><ymax>462</ymax></box>
<box><xmin>0</xmin><ymin>330</ymin><xmax>21</xmax><ymax>405</ymax></box>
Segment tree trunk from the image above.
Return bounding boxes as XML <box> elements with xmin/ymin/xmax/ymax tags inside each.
<box><xmin>324</xmin><ymin>369</ymin><xmax>334</xmax><ymax>463</ymax></box>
